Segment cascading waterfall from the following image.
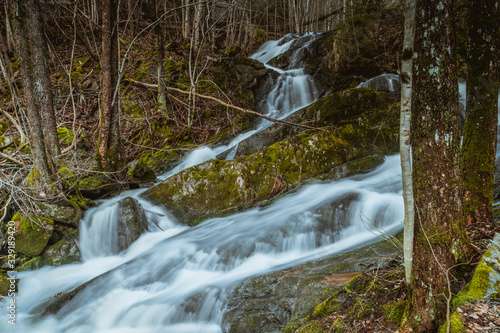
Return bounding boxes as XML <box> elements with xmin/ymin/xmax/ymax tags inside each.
<box><xmin>157</xmin><ymin>33</ymin><xmax>320</xmax><ymax>180</ymax></box>
<box><xmin>2</xmin><ymin>34</ymin><xmax>406</xmax><ymax>333</ymax></box>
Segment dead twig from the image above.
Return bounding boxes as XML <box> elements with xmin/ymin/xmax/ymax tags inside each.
<box><xmin>0</xmin><ymin>152</ymin><xmax>25</xmax><ymax>167</ymax></box>
<box><xmin>127</xmin><ymin>79</ymin><xmax>329</xmax><ymax>133</ymax></box>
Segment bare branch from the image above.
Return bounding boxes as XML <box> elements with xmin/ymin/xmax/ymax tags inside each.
<box><xmin>127</xmin><ymin>79</ymin><xmax>328</xmax><ymax>133</ymax></box>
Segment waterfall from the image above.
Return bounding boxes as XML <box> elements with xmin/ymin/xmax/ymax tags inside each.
<box><xmin>2</xmin><ymin>34</ymin><xmax>404</xmax><ymax>333</ymax></box>
<box><xmin>356</xmin><ymin>73</ymin><xmax>400</xmax><ymax>92</ymax></box>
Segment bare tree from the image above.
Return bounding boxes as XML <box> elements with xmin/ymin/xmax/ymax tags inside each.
<box><xmin>97</xmin><ymin>0</ymin><xmax>123</xmax><ymax>173</ymax></box>
<box><xmin>6</xmin><ymin>0</ymin><xmax>59</xmax><ymax>193</ymax></box>
<box><xmin>24</xmin><ymin>0</ymin><xmax>61</xmax><ymax>159</ymax></box>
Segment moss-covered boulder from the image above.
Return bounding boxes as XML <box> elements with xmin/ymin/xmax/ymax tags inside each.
<box><xmin>438</xmin><ymin>233</ymin><xmax>500</xmax><ymax>332</ymax></box>
<box><xmin>142</xmin><ymin>125</ymin><xmax>385</xmax><ymax>226</ymax></box>
<box><xmin>117</xmin><ymin>197</ymin><xmax>149</xmax><ymax>251</ymax></box>
<box><xmin>231</xmin><ymin>87</ymin><xmax>393</xmax><ymax>159</ymax></box>
<box><xmin>141</xmin><ymin>86</ymin><xmax>399</xmax><ymax>226</ymax></box>
<box><xmin>221</xmin><ymin>234</ymin><xmax>402</xmax><ymax>333</ymax></box>
<box><xmin>77</xmin><ymin>174</ymin><xmax>121</xmax><ymax>200</ymax></box>
<box><xmin>18</xmin><ymin>228</ymin><xmax>80</xmax><ymax>271</ymax></box>
<box><xmin>12</xmin><ymin>213</ymin><xmax>54</xmax><ymax>257</ymax></box>
<box><xmin>37</xmin><ymin>200</ymin><xmax>82</xmax><ymax>227</ymax></box>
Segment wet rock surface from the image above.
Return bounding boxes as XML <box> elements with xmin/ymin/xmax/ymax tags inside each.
<box><xmin>231</xmin><ymin>87</ymin><xmax>391</xmax><ymax>159</ymax></box>
<box><xmin>222</xmin><ymin>235</ymin><xmax>402</xmax><ymax>333</ymax></box>
<box><xmin>117</xmin><ymin>197</ymin><xmax>149</xmax><ymax>251</ymax></box>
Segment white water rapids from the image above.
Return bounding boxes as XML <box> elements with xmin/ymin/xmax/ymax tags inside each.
<box><xmin>1</xmin><ymin>34</ymin><xmax>407</xmax><ymax>333</ymax></box>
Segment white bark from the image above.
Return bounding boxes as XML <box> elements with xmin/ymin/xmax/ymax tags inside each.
<box><xmin>400</xmin><ymin>0</ymin><xmax>416</xmax><ymax>291</ymax></box>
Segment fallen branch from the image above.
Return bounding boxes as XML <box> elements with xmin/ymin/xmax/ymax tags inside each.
<box><xmin>0</xmin><ymin>151</ymin><xmax>24</xmax><ymax>167</ymax></box>
<box><xmin>127</xmin><ymin>79</ymin><xmax>328</xmax><ymax>132</ymax></box>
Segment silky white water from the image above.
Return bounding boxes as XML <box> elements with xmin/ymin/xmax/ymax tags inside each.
<box><xmin>3</xmin><ymin>156</ymin><xmax>404</xmax><ymax>333</ymax></box>
<box><xmin>1</xmin><ymin>35</ymin><xmax>408</xmax><ymax>333</ymax></box>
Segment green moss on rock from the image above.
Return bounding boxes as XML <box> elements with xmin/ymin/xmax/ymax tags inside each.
<box><xmin>13</xmin><ymin>213</ymin><xmax>54</xmax><ymax>257</ymax></box>
<box><xmin>141</xmin><ymin>127</ymin><xmax>384</xmax><ymax>226</ymax></box>
<box><xmin>57</xmin><ymin>127</ymin><xmax>74</xmax><ymax>145</ymax></box>
<box><xmin>18</xmin><ymin>229</ymin><xmax>80</xmax><ymax>271</ymax></box>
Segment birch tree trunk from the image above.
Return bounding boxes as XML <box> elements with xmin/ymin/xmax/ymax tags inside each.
<box><xmin>411</xmin><ymin>0</ymin><xmax>473</xmax><ymax>330</ymax></box>
<box><xmin>461</xmin><ymin>0</ymin><xmax>499</xmax><ymax>227</ymax></box>
<box><xmin>400</xmin><ymin>0</ymin><xmax>416</xmax><ymax>292</ymax></box>
<box><xmin>156</xmin><ymin>0</ymin><xmax>168</xmax><ymax>116</ymax></box>
<box><xmin>182</xmin><ymin>0</ymin><xmax>191</xmax><ymax>39</ymax></box>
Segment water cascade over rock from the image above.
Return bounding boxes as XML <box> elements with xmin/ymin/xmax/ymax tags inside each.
<box><xmin>1</xmin><ymin>34</ymin><xmax>404</xmax><ymax>333</ymax></box>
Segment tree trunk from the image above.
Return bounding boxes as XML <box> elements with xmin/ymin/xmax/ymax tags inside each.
<box><xmin>401</xmin><ymin>0</ymin><xmax>416</xmax><ymax>292</ymax></box>
<box><xmin>411</xmin><ymin>0</ymin><xmax>473</xmax><ymax>331</ymax></box>
<box><xmin>182</xmin><ymin>0</ymin><xmax>191</xmax><ymax>39</ymax></box>
<box><xmin>461</xmin><ymin>0</ymin><xmax>499</xmax><ymax>227</ymax></box>
<box><xmin>24</xmin><ymin>0</ymin><xmax>61</xmax><ymax>159</ymax></box>
<box><xmin>8</xmin><ymin>0</ymin><xmax>54</xmax><ymax>190</ymax></box>
<box><xmin>157</xmin><ymin>0</ymin><xmax>168</xmax><ymax>116</ymax></box>
<box><xmin>97</xmin><ymin>0</ymin><xmax>122</xmax><ymax>173</ymax></box>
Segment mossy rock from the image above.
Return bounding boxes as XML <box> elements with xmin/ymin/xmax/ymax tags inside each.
<box><xmin>18</xmin><ymin>229</ymin><xmax>80</xmax><ymax>271</ymax></box>
<box><xmin>57</xmin><ymin>127</ymin><xmax>74</xmax><ymax>145</ymax></box>
<box><xmin>116</xmin><ymin>197</ymin><xmax>149</xmax><ymax>252</ymax></box>
<box><xmin>141</xmin><ymin>87</ymin><xmax>399</xmax><ymax>227</ymax></box>
<box><xmin>222</xmin><ymin>233</ymin><xmax>402</xmax><ymax>333</ymax></box>
<box><xmin>233</xmin><ymin>87</ymin><xmax>394</xmax><ymax>159</ymax></box>
<box><xmin>213</xmin><ymin>57</ymin><xmax>274</xmax><ymax>110</ymax></box>
<box><xmin>12</xmin><ymin>213</ymin><xmax>54</xmax><ymax>257</ymax></box>
<box><xmin>37</xmin><ymin>199</ymin><xmax>82</xmax><ymax>226</ymax></box>
<box><xmin>452</xmin><ymin>233</ymin><xmax>500</xmax><ymax>308</ymax></box>
<box><xmin>141</xmin><ymin>126</ymin><xmax>384</xmax><ymax>226</ymax></box>
<box><xmin>77</xmin><ymin>175</ymin><xmax>119</xmax><ymax>200</ymax></box>
<box><xmin>58</xmin><ymin>166</ymin><xmax>76</xmax><ymax>186</ymax></box>
<box><xmin>78</xmin><ymin>176</ymin><xmax>105</xmax><ymax>189</ymax></box>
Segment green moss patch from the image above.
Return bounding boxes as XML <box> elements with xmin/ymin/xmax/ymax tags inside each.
<box><xmin>12</xmin><ymin>213</ymin><xmax>54</xmax><ymax>257</ymax></box>
<box><xmin>57</xmin><ymin>127</ymin><xmax>74</xmax><ymax>145</ymax></box>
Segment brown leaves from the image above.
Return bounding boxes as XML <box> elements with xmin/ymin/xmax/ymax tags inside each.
<box><xmin>457</xmin><ymin>301</ymin><xmax>500</xmax><ymax>332</ymax></box>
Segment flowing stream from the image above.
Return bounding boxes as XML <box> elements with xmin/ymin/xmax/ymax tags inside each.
<box><xmin>2</xmin><ymin>34</ymin><xmax>407</xmax><ymax>333</ymax></box>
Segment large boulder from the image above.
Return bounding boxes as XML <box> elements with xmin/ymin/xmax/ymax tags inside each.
<box><xmin>221</xmin><ymin>234</ymin><xmax>402</xmax><ymax>333</ymax></box>
<box><xmin>116</xmin><ymin>197</ymin><xmax>148</xmax><ymax>251</ymax></box>
<box><xmin>141</xmin><ymin>111</ymin><xmax>397</xmax><ymax>226</ymax></box>
<box><xmin>229</xmin><ymin>87</ymin><xmax>392</xmax><ymax>159</ymax></box>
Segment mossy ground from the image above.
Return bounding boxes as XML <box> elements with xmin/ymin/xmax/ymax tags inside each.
<box><xmin>286</xmin><ymin>258</ymin><xmax>407</xmax><ymax>333</ymax></box>
<box><xmin>289</xmin><ymin>228</ymin><xmax>500</xmax><ymax>333</ymax></box>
